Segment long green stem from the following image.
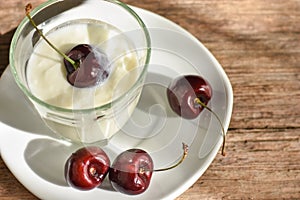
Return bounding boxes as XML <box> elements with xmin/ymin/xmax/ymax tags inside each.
<box><xmin>139</xmin><ymin>143</ymin><xmax>188</xmax><ymax>174</ymax></box>
<box><xmin>195</xmin><ymin>98</ymin><xmax>226</xmax><ymax>156</ymax></box>
<box><xmin>153</xmin><ymin>143</ymin><xmax>188</xmax><ymax>172</ymax></box>
<box><xmin>25</xmin><ymin>3</ymin><xmax>78</xmax><ymax>69</ymax></box>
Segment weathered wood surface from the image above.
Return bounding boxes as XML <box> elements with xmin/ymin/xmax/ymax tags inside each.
<box><xmin>0</xmin><ymin>0</ymin><xmax>299</xmax><ymax>199</ymax></box>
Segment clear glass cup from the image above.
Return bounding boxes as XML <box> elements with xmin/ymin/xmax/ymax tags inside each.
<box><xmin>9</xmin><ymin>0</ymin><xmax>151</xmax><ymax>144</ymax></box>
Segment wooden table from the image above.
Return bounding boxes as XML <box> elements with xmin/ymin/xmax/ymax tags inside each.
<box><xmin>1</xmin><ymin>0</ymin><xmax>299</xmax><ymax>199</ymax></box>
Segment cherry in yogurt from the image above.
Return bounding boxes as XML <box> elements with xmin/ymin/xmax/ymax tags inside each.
<box><xmin>64</xmin><ymin>44</ymin><xmax>110</xmax><ymax>88</ymax></box>
<box><xmin>26</xmin><ymin>4</ymin><xmax>110</xmax><ymax>89</ymax></box>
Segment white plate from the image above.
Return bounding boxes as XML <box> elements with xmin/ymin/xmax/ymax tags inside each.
<box><xmin>0</xmin><ymin>6</ymin><xmax>233</xmax><ymax>200</ymax></box>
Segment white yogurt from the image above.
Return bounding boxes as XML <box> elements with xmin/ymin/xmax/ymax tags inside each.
<box><xmin>26</xmin><ymin>19</ymin><xmax>142</xmax><ymax>143</ymax></box>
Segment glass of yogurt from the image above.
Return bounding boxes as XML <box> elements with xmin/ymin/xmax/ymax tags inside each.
<box><xmin>9</xmin><ymin>0</ymin><xmax>151</xmax><ymax>144</ymax></box>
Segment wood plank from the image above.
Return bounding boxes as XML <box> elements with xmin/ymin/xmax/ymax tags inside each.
<box><xmin>0</xmin><ymin>158</ymin><xmax>38</xmax><ymax>200</ymax></box>
<box><xmin>178</xmin><ymin>128</ymin><xmax>300</xmax><ymax>199</ymax></box>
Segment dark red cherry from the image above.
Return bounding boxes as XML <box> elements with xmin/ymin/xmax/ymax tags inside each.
<box><xmin>109</xmin><ymin>149</ymin><xmax>154</xmax><ymax>195</ymax></box>
<box><xmin>64</xmin><ymin>146</ymin><xmax>110</xmax><ymax>190</ymax></box>
<box><xmin>167</xmin><ymin>75</ymin><xmax>212</xmax><ymax>119</ymax></box>
<box><xmin>64</xmin><ymin>44</ymin><xmax>110</xmax><ymax>88</ymax></box>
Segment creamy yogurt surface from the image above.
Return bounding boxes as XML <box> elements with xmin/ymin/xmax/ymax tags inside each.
<box><xmin>27</xmin><ymin>19</ymin><xmax>138</xmax><ymax>109</ymax></box>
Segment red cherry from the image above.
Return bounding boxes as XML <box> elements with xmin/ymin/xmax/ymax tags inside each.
<box><xmin>108</xmin><ymin>144</ymin><xmax>188</xmax><ymax>195</ymax></box>
<box><xmin>109</xmin><ymin>149</ymin><xmax>154</xmax><ymax>195</ymax></box>
<box><xmin>64</xmin><ymin>146</ymin><xmax>110</xmax><ymax>190</ymax></box>
<box><xmin>64</xmin><ymin>44</ymin><xmax>110</xmax><ymax>88</ymax></box>
<box><xmin>167</xmin><ymin>75</ymin><xmax>227</xmax><ymax>156</ymax></box>
<box><xmin>167</xmin><ymin>75</ymin><xmax>212</xmax><ymax>119</ymax></box>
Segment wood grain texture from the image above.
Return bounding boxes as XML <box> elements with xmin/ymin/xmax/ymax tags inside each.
<box><xmin>1</xmin><ymin>0</ymin><xmax>299</xmax><ymax>199</ymax></box>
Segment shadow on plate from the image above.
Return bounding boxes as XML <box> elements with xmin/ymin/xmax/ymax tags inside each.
<box><xmin>24</xmin><ymin>138</ymin><xmax>116</xmax><ymax>191</ymax></box>
<box><xmin>0</xmin><ymin>68</ymin><xmax>55</xmax><ymax>137</ymax></box>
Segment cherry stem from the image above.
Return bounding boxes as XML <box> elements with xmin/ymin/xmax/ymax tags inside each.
<box><xmin>25</xmin><ymin>3</ymin><xmax>78</xmax><ymax>69</ymax></box>
<box><xmin>195</xmin><ymin>98</ymin><xmax>226</xmax><ymax>156</ymax></box>
<box><xmin>153</xmin><ymin>143</ymin><xmax>188</xmax><ymax>172</ymax></box>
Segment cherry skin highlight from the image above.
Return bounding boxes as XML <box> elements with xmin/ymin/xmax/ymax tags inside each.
<box><xmin>109</xmin><ymin>149</ymin><xmax>154</xmax><ymax>195</ymax></box>
<box><xmin>64</xmin><ymin>146</ymin><xmax>110</xmax><ymax>190</ymax></box>
<box><xmin>64</xmin><ymin>44</ymin><xmax>110</xmax><ymax>88</ymax></box>
<box><xmin>167</xmin><ymin>75</ymin><xmax>212</xmax><ymax>119</ymax></box>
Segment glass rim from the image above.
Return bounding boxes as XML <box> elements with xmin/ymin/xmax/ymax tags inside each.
<box><xmin>9</xmin><ymin>0</ymin><xmax>151</xmax><ymax>114</ymax></box>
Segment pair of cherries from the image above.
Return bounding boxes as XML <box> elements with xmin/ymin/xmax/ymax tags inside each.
<box><xmin>65</xmin><ymin>143</ymin><xmax>188</xmax><ymax>195</ymax></box>
<box><xmin>65</xmin><ymin>146</ymin><xmax>154</xmax><ymax>195</ymax></box>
